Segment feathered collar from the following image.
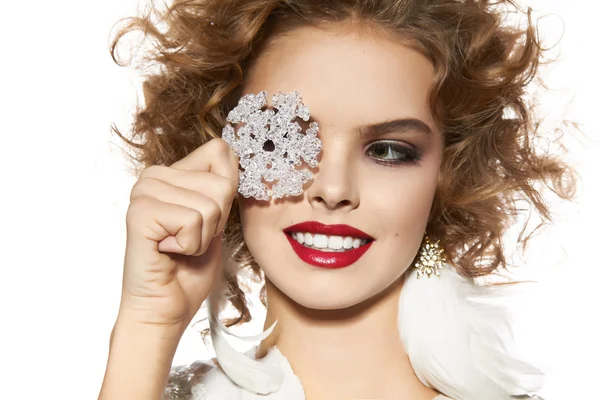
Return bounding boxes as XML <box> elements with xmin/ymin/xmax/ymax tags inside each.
<box><xmin>203</xmin><ymin>263</ymin><xmax>545</xmax><ymax>400</ymax></box>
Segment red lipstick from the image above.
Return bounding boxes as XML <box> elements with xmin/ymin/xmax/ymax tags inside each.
<box><xmin>283</xmin><ymin>221</ymin><xmax>374</xmax><ymax>269</ymax></box>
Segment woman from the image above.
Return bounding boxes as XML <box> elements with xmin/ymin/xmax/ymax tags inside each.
<box><xmin>99</xmin><ymin>0</ymin><xmax>576</xmax><ymax>399</ymax></box>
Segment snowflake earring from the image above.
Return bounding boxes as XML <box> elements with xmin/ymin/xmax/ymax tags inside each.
<box><xmin>222</xmin><ymin>91</ymin><xmax>322</xmax><ymax>201</ymax></box>
<box><xmin>412</xmin><ymin>235</ymin><xmax>447</xmax><ymax>278</ymax></box>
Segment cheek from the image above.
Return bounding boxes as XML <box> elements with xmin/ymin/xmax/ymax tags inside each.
<box><xmin>239</xmin><ymin>199</ymin><xmax>263</xmax><ymax>232</ymax></box>
<box><xmin>239</xmin><ymin>200</ymin><xmax>270</xmax><ymax>266</ymax></box>
<box><xmin>363</xmin><ymin>167</ymin><xmax>438</xmax><ymax>232</ymax></box>
<box><xmin>239</xmin><ymin>198</ymin><xmax>283</xmax><ymax>239</ymax></box>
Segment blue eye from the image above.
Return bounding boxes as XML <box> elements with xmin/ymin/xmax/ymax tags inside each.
<box><xmin>365</xmin><ymin>140</ymin><xmax>421</xmax><ymax>166</ymax></box>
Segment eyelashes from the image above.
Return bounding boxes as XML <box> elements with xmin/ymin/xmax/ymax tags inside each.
<box><xmin>364</xmin><ymin>140</ymin><xmax>421</xmax><ymax>166</ymax></box>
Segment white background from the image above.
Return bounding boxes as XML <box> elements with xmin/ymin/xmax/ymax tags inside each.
<box><xmin>1</xmin><ymin>1</ymin><xmax>598</xmax><ymax>399</ymax></box>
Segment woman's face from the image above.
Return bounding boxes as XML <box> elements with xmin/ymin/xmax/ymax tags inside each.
<box><xmin>238</xmin><ymin>23</ymin><xmax>443</xmax><ymax>310</ymax></box>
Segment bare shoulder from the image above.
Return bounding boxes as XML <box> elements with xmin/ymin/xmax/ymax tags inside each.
<box><xmin>162</xmin><ymin>360</ymin><xmax>216</xmax><ymax>400</ymax></box>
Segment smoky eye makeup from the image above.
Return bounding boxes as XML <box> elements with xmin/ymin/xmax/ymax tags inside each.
<box><xmin>364</xmin><ymin>140</ymin><xmax>422</xmax><ymax>166</ymax></box>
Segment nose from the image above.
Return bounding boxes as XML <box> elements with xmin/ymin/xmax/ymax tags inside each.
<box><xmin>306</xmin><ymin>146</ymin><xmax>359</xmax><ymax>211</ymax></box>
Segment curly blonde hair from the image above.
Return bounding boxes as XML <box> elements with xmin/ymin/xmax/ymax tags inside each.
<box><xmin>110</xmin><ymin>0</ymin><xmax>577</xmax><ymax>326</ymax></box>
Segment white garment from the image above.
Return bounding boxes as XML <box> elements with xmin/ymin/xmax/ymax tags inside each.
<box><xmin>397</xmin><ymin>265</ymin><xmax>545</xmax><ymax>399</ymax></box>
<box><xmin>165</xmin><ymin>264</ymin><xmax>545</xmax><ymax>400</ymax></box>
<box><xmin>188</xmin><ymin>347</ymin><xmax>451</xmax><ymax>399</ymax></box>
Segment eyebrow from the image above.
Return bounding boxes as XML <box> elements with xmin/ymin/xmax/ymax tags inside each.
<box><xmin>358</xmin><ymin>118</ymin><xmax>433</xmax><ymax>138</ymax></box>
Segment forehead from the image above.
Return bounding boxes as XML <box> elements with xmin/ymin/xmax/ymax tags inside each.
<box><xmin>243</xmin><ymin>24</ymin><xmax>436</xmax><ymax>129</ymax></box>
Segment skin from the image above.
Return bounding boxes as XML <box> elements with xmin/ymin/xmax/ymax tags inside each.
<box><xmin>238</xmin><ymin>22</ymin><xmax>444</xmax><ymax>399</ymax></box>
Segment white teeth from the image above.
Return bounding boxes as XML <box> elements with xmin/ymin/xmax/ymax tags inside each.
<box><xmin>313</xmin><ymin>234</ymin><xmax>328</xmax><ymax>248</ymax></box>
<box><xmin>304</xmin><ymin>233</ymin><xmax>314</xmax><ymax>246</ymax></box>
<box><xmin>343</xmin><ymin>236</ymin><xmax>353</xmax><ymax>249</ymax></box>
<box><xmin>290</xmin><ymin>232</ymin><xmax>369</xmax><ymax>251</ymax></box>
<box><xmin>328</xmin><ymin>236</ymin><xmax>343</xmax><ymax>250</ymax></box>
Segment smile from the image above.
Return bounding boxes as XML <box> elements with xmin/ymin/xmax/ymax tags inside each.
<box><xmin>283</xmin><ymin>221</ymin><xmax>374</xmax><ymax>269</ymax></box>
<box><xmin>290</xmin><ymin>232</ymin><xmax>368</xmax><ymax>252</ymax></box>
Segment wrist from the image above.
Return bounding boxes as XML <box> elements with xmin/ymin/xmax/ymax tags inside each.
<box><xmin>112</xmin><ymin>313</ymin><xmax>187</xmax><ymax>344</ymax></box>
<box><xmin>100</xmin><ymin>318</ymin><xmax>185</xmax><ymax>400</ymax></box>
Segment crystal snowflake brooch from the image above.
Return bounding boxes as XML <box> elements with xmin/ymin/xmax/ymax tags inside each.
<box><xmin>222</xmin><ymin>90</ymin><xmax>322</xmax><ymax>201</ymax></box>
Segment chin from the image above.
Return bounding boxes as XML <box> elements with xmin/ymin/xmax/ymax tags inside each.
<box><xmin>263</xmin><ymin>267</ymin><xmax>394</xmax><ymax>311</ymax></box>
<box><xmin>286</xmin><ymin>287</ymin><xmax>366</xmax><ymax>311</ymax></box>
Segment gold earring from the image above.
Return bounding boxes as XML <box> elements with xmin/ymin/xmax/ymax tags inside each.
<box><xmin>412</xmin><ymin>235</ymin><xmax>447</xmax><ymax>279</ymax></box>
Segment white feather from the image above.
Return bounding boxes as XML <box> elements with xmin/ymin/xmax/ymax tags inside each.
<box><xmin>206</xmin><ymin>263</ymin><xmax>545</xmax><ymax>399</ymax></box>
<box><xmin>398</xmin><ymin>263</ymin><xmax>545</xmax><ymax>400</ymax></box>
<box><xmin>207</xmin><ymin>294</ymin><xmax>283</xmax><ymax>394</ymax></box>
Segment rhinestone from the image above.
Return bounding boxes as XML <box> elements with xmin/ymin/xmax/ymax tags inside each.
<box><xmin>222</xmin><ymin>91</ymin><xmax>322</xmax><ymax>200</ymax></box>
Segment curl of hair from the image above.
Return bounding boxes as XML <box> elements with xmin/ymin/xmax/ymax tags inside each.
<box><xmin>110</xmin><ymin>0</ymin><xmax>578</xmax><ymax>327</ymax></box>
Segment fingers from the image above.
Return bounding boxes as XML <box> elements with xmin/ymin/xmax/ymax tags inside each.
<box><xmin>127</xmin><ymin>138</ymin><xmax>240</xmax><ymax>261</ymax></box>
<box><xmin>130</xmin><ymin>177</ymin><xmax>222</xmax><ymax>255</ymax></box>
<box><xmin>126</xmin><ymin>196</ymin><xmax>205</xmax><ymax>259</ymax></box>
<box><xmin>170</xmin><ymin>138</ymin><xmax>239</xmax><ymax>184</ymax></box>
<box><xmin>137</xmin><ymin>167</ymin><xmax>236</xmax><ymax>236</ymax></box>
